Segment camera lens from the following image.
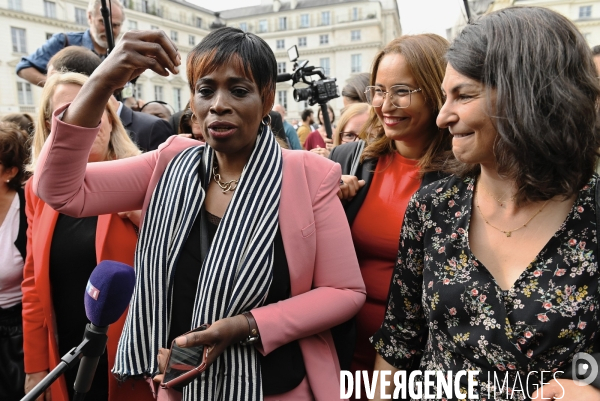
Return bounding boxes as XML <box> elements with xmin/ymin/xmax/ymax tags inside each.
<box><xmin>293</xmin><ymin>87</ymin><xmax>312</xmax><ymax>102</ymax></box>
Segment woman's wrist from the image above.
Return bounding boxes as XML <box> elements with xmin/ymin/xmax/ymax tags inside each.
<box><xmin>240</xmin><ymin>311</ymin><xmax>260</xmax><ymax>345</ymax></box>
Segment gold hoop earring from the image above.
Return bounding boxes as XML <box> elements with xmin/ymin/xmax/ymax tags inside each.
<box><xmin>262</xmin><ymin>114</ymin><xmax>272</xmax><ymax>127</ymax></box>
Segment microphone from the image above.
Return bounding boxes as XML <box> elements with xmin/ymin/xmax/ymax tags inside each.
<box><xmin>72</xmin><ymin>261</ymin><xmax>136</xmax><ymax>400</ymax></box>
<box><xmin>276</xmin><ymin>73</ymin><xmax>293</xmax><ymax>83</ymax></box>
<box><xmin>22</xmin><ymin>261</ymin><xmax>136</xmax><ymax>401</ymax></box>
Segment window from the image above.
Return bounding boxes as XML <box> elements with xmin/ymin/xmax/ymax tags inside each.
<box><xmin>170</xmin><ymin>30</ymin><xmax>178</xmax><ymax>42</ymax></box>
<box><xmin>579</xmin><ymin>6</ymin><xmax>592</xmax><ymax>18</ymax></box>
<box><xmin>319</xmin><ymin>57</ymin><xmax>330</xmax><ymax>76</ymax></box>
<box><xmin>298</xmin><ymin>37</ymin><xmax>307</xmax><ymax>47</ymax></box>
<box><xmin>351</xmin><ymin>54</ymin><xmax>362</xmax><ymax>73</ymax></box>
<box><xmin>276</xmin><ymin>39</ymin><xmax>285</xmax><ymax>50</ymax></box>
<box><xmin>300</xmin><ymin>14</ymin><xmax>309</xmax><ymax>28</ymax></box>
<box><xmin>352</xmin><ymin>7</ymin><xmax>359</xmax><ymax>21</ymax></box>
<box><xmin>46</xmin><ymin>32</ymin><xmax>54</xmax><ymax>40</ymax></box>
<box><xmin>277</xmin><ymin>62</ymin><xmax>286</xmax><ymax>74</ymax></box>
<box><xmin>135</xmin><ymin>84</ymin><xmax>143</xmax><ymax>100</ymax></box>
<box><xmin>154</xmin><ymin>86</ymin><xmax>163</xmax><ymax>101</ymax></box>
<box><xmin>278</xmin><ymin>90</ymin><xmax>287</xmax><ymax>110</ymax></box>
<box><xmin>11</xmin><ymin>27</ymin><xmax>26</xmax><ymax>53</ymax></box>
<box><xmin>239</xmin><ymin>22</ymin><xmax>247</xmax><ymax>32</ymax></box>
<box><xmin>319</xmin><ymin>34</ymin><xmax>329</xmax><ymax>45</ymax></box>
<box><xmin>279</xmin><ymin>17</ymin><xmax>287</xmax><ymax>31</ymax></box>
<box><xmin>173</xmin><ymin>88</ymin><xmax>181</xmax><ymax>112</ymax></box>
<box><xmin>129</xmin><ymin>20</ymin><xmax>138</xmax><ymax>30</ymax></box>
<box><xmin>189</xmin><ymin>35</ymin><xmax>195</xmax><ymax>46</ymax></box>
<box><xmin>321</xmin><ymin>11</ymin><xmax>330</xmax><ymax>25</ymax></box>
<box><xmin>259</xmin><ymin>19</ymin><xmax>268</xmax><ymax>33</ymax></box>
<box><xmin>351</xmin><ymin>30</ymin><xmax>361</xmax><ymax>41</ymax></box>
<box><xmin>17</xmin><ymin>82</ymin><xmax>33</xmax><ymax>105</ymax></box>
<box><xmin>75</xmin><ymin>7</ymin><xmax>86</xmax><ymax>25</ymax></box>
<box><xmin>195</xmin><ymin>17</ymin><xmax>202</xmax><ymax>28</ymax></box>
<box><xmin>151</xmin><ymin>25</ymin><xmax>159</xmax><ymax>30</ymax></box>
<box><xmin>44</xmin><ymin>1</ymin><xmax>56</xmax><ymax>19</ymax></box>
<box><xmin>142</xmin><ymin>0</ymin><xmax>149</xmax><ymax>13</ymax></box>
<box><xmin>319</xmin><ymin>58</ymin><xmax>330</xmax><ymax>76</ymax></box>
<box><xmin>8</xmin><ymin>0</ymin><xmax>22</xmax><ymax>11</ymax></box>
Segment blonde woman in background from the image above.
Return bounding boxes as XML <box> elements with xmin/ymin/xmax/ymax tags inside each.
<box><xmin>22</xmin><ymin>72</ymin><xmax>153</xmax><ymax>401</ymax></box>
<box><xmin>332</xmin><ymin>103</ymin><xmax>370</xmax><ymax>147</ymax></box>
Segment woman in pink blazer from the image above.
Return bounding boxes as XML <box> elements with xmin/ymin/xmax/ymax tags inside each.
<box><xmin>34</xmin><ymin>28</ymin><xmax>365</xmax><ymax>401</ymax></box>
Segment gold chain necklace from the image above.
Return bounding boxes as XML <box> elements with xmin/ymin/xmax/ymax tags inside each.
<box><xmin>212</xmin><ymin>162</ymin><xmax>239</xmax><ymax>193</ymax></box>
<box><xmin>481</xmin><ymin>184</ymin><xmax>515</xmax><ymax>207</ymax></box>
<box><xmin>475</xmin><ymin>188</ymin><xmax>549</xmax><ymax>237</ymax></box>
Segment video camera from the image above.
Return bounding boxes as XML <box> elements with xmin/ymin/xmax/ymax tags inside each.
<box><xmin>276</xmin><ymin>45</ymin><xmax>339</xmax><ymax>138</ymax></box>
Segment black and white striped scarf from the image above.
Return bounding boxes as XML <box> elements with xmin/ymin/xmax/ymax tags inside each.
<box><xmin>113</xmin><ymin>124</ymin><xmax>282</xmax><ymax>401</ymax></box>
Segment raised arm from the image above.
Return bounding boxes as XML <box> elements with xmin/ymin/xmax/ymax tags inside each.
<box><xmin>62</xmin><ymin>30</ymin><xmax>180</xmax><ymax>129</ymax></box>
<box><xmin>33</xmin><ymin>31</ymin><xmax>181</xmax><ymax>217</ymax></box>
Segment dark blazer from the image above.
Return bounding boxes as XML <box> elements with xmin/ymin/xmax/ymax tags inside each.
<box><xmin>330</xmin><ymin>141</ymin><xmax>448</xmax><ymax>226</ymax></box>
<box><xmin>119</xmin><ymin>105</ymin><xmax>173</xmax><ymax>152</ymax></box>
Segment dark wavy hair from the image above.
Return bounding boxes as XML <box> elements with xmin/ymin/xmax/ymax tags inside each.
<box><xmin>186</xmin><ymin>27</ymin><xmax>277</xmax><ymax>119</ymax></box>
<box><xmin>446</xmin><ymin>7</ymin><xmax>600</xmax><ymax>203</ymax></box>
<box><xmin>0</xmin><ymin>122</ymin><xmax>30</xmax><ymax>190</ymax></box>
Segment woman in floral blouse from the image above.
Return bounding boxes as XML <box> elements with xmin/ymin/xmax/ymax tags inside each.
<box><xmin>371</xmin><ymin>7</ymin><xmax>600</xmax><ymax>401</ymax></box>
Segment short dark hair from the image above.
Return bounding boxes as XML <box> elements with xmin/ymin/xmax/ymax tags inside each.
<box><xmin>341</xmin><ymin>73</ymin><xmax>370</xmax><ymax>103</ymax></box>
<box><xmin>592</xmin><ymin>45</ymin><xmax>600</xmax><ymax>56</ymax></box>
<box><xmin>48</xmin><ymin>46</ymin><xmax>102</xmax><ymax>76</ymax></box>
<box><xmin>186</xmin><ymin>27</ymin><xmax>276</xmax><ymax>118</ymax></box>
<box><xmin>0</xmin><ymin>121</ymin><xmax>30</xmax><ymax>190</ymax></box>
<box><xmin>446</xmin><ymin>7</ymin><xmax>600</xmax><ymax>203</ymax></box>
<box><xmin>301</xmin><ymin>108</ymin><xmax>313</xmax><ymax>121</ymax></box>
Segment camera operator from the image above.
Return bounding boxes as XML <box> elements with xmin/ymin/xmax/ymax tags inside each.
<box><xmin>16</xmin><ymin>0</ymin><xmax>124</xmax><ymax>87</ymax></box>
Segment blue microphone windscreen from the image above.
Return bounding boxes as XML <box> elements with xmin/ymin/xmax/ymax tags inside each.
<box><xmin>84</xmin><ymin>260</ymin><xmax>136</xmax><ymax>327</ymax></box>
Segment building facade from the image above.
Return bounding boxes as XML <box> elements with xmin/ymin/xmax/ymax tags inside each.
<box><xmin>448</xmin><ymin>0</ymin><xmax>599</xmax><ymax>46</ymax></box>
<box><xmin>0</xmin><ymin>0</ymin><xmax>400</xmax><ymax>119</ymax></box>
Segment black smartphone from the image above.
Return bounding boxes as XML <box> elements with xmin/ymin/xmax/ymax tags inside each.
<box><xmin>160</xmin><ymin>324</ymin><xmax>210</xmax><ymax>389</ymax></box>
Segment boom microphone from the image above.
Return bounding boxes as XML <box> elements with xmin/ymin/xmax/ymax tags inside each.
<box><xmin>73</xmin><ymin>261</ymin><xmax>136</xmax><ymax>400</ymax></box>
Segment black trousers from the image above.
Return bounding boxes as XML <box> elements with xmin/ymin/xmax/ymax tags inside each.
<box><xmin>0</xmin><ymin>303</ymin><xmax>25</xmax><ymax>401</ymax></box>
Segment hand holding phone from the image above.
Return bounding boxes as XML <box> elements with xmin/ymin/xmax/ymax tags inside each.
<box><xmin>160</xmin><ymin>324</ymin><xmax>210</xmax><ymax>389</ymax></box>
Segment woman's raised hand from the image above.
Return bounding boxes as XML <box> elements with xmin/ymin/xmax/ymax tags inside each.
<box><xmin>62</xmin><ymin>30</ymin><xmax>180</xmax><ymax>129</ymax></box>
<box><xmin>93</xmin><ymin>30</ymin><xmax>181</xmax><ymax>93</ymax></box>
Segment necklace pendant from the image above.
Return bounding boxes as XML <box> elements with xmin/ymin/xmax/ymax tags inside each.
<box><xmin>506</xmin><ymin>231</ymin><xmax>512</xmax><ymax>238</ymax></box>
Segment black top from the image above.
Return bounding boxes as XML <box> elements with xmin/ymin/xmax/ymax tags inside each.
<box><xmin>49</xmin><ymin>214</ymin><xmax>108</xmax><ymax>401</ymax></box>
<box><xmin>372</xmin><ymin>175</ymin><xmax>600</xmax><ymax>400</ymax></box>
<box><xmin>170</xmin><ymin>209</ymin><xmax>305</xmax><ymax>395</ymax></box>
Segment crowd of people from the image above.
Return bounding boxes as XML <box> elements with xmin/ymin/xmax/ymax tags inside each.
<box><xmin>1</xmin><ymin>1</ymin><xmax>600</xmax><ymax>401</ymax></box>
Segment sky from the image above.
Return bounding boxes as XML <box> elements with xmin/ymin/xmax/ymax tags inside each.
<box><xmin>187</xmin><ymin>0</ymin><xmax>466</xmax><ymax>38</ymax></box>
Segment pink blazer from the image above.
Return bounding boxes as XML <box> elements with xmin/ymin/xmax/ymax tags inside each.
<box><xmin>34</xmin><ymin>106</ymin><xmax>366</xmax><ymax>400</ymax></box>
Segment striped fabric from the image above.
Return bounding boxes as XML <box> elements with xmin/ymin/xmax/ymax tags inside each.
<box><xmin>113</xmin><ymin>124</ymin><xmax>282</xmax><ymax>401</ymax></box>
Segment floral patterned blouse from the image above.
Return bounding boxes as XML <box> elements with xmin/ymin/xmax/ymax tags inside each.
<box><xmin>371</xmin><ymin>175</ymin><xmax>600</xmax><ymax>400</ymax></box>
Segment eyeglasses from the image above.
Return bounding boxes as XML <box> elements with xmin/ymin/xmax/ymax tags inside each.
<box><xmin>339</xmin><ymin>132</ymin><xmax>359</xmax><ymax>143</ymax></box>
<box><xmin>364</xmin><ymin>85</ymin><xmax>422</xmax><ymax>108</ymax></box>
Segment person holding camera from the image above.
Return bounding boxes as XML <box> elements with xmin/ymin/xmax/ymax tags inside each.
<box><xmin>305</xmin><ymin>104</ymin><xmax>336</xmax><ymax>156</ymax></box>
<box><xmin>32</xmin><ymin>27</ymin><xmax>365</xmax><ymax>401</ymax></box>
<box><xmin>372</xmin><ymin>7</ymin><xmax>600</xmax><ymax>400</ymax></box>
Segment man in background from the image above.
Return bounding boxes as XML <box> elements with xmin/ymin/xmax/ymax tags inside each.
<box><xmin>273</xmin><ymin>104</ymin><xmax>302</xmax><ymax>150</ymax></box>
<box><xmin>297</xmin><ymin>108</ymin><xmax>314</xmax><ymax>149</ymax></box>
<box><xmin>16</xmin><ymin>0</ymin><xmax>124</xmax><ymax>86</ymax></box>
